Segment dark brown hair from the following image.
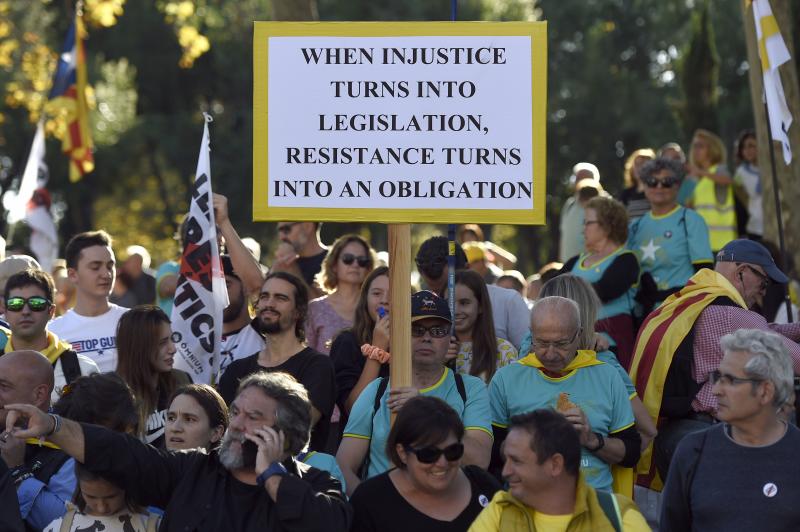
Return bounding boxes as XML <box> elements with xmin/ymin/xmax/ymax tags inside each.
<box><xmin>168</xmin><ymin>383</ymin><xmax>229</xmax><ymax>449</ymax></box>
<box><xmin>509</xmin><ymin>409</ymin><xmax>581</xmax><ymax>477</ymax></box>
<box><xmin>65</xmin><ymin>230</ymin><xmax>112</xmax><ymax>269</ymax></box>
<box><xmin>386</xmin><ymin>396</ymin><xmax>464</xmax><ymax>469</ymax></box>
<box><xmin>115</xmin><ymin>305</ymin><xmax>180</xmax><ymax>435</ymax></box>
<box><xmin>585</xmin><ymin>196</ymin><xmax>629</xmax><ymax>245</ymax></box>
<box><xmin>73</xmin><ymin>462</ymin><xmax>144</xmax><ymax>514</ymax></box>
<box><xmin>53</xmin><ymin>373</ymin><xmax>138</xmax><ymax>434</ymax></box>
<box><xmin>262</xmin><ymin>271</ymin><xmax>309</xmax><ymax>341</ymax></box>
<box><xmin>455</xmin><ymin>269</ymin><xmax>499</xmax><ymax>381</ymax></box>
<box><xmin>5</xmin><ymin>268</ymin><xmax>55</xmax><ymax>302</ymax></box>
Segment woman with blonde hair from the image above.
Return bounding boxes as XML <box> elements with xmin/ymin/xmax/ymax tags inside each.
<box><xmin>687</xmin><ymin>129</ymin><xmax>737</xmax><ymax>251</ymax></box>
<box><xmin>306</xmin><ymin>234</ymin><xmax>377</xmax><ymax>354</ymax></box>
<box><xmin>617</xmin><ymin>148</ymin><xmax>655</xmax><ymax>221</ymax></box>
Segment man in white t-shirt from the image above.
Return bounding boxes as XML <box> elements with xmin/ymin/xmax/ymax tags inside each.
<box><xmin>219</xmin><ymin>255</ymin><xmax>265</xmax><ymax>377</ymax></box>
<box><xmin>49</xmin><ymin>231</ymin><xmax>128</xmax><ymax>372</ymax></box>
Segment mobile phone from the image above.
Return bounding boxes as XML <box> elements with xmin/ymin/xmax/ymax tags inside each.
<box><xmin>378</xmin><ymin>306</ymin><xmax>387</xmax><ymax>319</ymax></box>
<box><xmin>241</xmin><ymin>439</ymin><xmax>259</xmax><ymax>466</ymax></box>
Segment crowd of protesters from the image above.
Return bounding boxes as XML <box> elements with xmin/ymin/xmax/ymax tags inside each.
<box><xmin>1</xmin><ymin>130</ymin><xmax>800</xmax><ymax>531</ymax></box>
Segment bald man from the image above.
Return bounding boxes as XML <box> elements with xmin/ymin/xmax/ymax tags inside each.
<box><xmin>0</xmin><ymin>350</ymin><xmax>74</xmax><ymax>530</ymax></box>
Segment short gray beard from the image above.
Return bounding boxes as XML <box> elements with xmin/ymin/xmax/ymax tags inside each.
<box><xmin>218</xmin><ymin>430</ymin><xmax>245</xmax><ymax>470</ymax></box>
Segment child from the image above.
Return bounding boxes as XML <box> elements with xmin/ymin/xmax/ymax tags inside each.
<box><xmin>43</xmin><ymin>463</ymin><xmax>159</xmax><ymax>532</ymax></box>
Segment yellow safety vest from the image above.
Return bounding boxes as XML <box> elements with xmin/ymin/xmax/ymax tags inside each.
<box><xmin>691</xmin><ymin>165</ymin><xmax>737</xmax><ymax>251</ymax></box>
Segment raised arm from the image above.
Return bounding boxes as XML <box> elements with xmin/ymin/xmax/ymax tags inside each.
<box><xmin>214</xmin><ymin>193</ymin><xmax>265</xmax><ymax>297</ymax></box>
<box><xmin>4</xmin><ymin>404</ymin><xmax>85</xmax><ymax>463</ymax></box>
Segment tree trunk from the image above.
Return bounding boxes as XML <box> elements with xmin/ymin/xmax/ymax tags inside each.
<box><xmin>270</xmin><ymin>0</ymin><xmax>318</xmax><ymax>21</ymax></box>
<box><xmin>741</xmin><ymin>0</ymin><xmax>800</xmax><ymax>275</ymax></box>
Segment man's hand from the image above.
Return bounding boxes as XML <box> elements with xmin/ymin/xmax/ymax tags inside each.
<box><xmin>0</xmin><ymin>431</ymin><xmax>26</xmax><ymax>467</ymax></box>
<box><xmin>246</xmin><ymin>425</ymin><xmax>286</xmax><ymax>477</ymax></box>
<box><xmin>213</xmin><ymin>193</ymin><xmax>229</xmax><ymax>226</ymax></box>
<box><xmin>3</xmin><ymin>404</ymin><xmax>52</xmax><ymax>440</ymax></box>
<box><xmin>387</xmin><ymin>387</ymin><xmax>419</xmax><ymax>413</ymax></box>
<box><xmin>445</xmin><ymin>336</ymin><xmax>460</xmax><ymax>363</ymax></box>
<box><xmin>562</xmin><ymin>406</ymin><xmax>594</xmax><ymax>447</ymax></box>
<box><xmin>272</xmin><ymin>242</ymin><xmax>301</xmax><ymax>274</ymax></box>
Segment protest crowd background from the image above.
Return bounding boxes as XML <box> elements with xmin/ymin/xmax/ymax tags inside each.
<box><xmin>2</xmin><ymin>1</ymin><xmax>800</xmax><ymax>531</ymax></box>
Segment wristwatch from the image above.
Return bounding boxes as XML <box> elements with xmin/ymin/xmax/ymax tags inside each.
<box><xmin>586</xmin><ymin>432</ymin><xmax>605</xmax><ymax>452</ymax></box>
<box><xmin>256</xmin><ymin>461</ymin><xmax>288</xmax><ymax>488</ymax></box>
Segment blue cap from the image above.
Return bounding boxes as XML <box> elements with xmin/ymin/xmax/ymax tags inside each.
<box><xmin>411</xmin><ymin>291</ymin><xmax>451</xmax><ymax>323</ymax></box>
<box><xmin>715</xmin><ymin>239</ymin><xmax>788</xmax><ymax>284</ymax></box>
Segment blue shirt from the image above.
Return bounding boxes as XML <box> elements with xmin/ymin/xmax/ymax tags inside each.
<box><xmin>488</xmin><ymin>352</ymin><xmax>635</xmax><ymax>490</ymax></box>
<box><xmin>155</xmin><ymin>261</ymin><xmax>180</xmax><ymax>316</ymax></box>
<box><xmin>569</xmin><ymin>247</ymin><xmax>638</xmax><ymax>319</ymax></box>
<box><xmin>18</xmin><ymin>456</ymin><xmax>75</xmax><ymax>530</ymax></box>
<box><xmin>342</xmin><ymin>368</ymin><xmax>492</xmax><ymax>479</ymax></box>
<box><xmin>298</xmin><ymin>451</ymin><xmax>347</xmax><ymax>494</ymax></box>
<box><xmin>628</xmin><ymin>206</ymin><xmax>713</xmax><ymax>292</ymax></box>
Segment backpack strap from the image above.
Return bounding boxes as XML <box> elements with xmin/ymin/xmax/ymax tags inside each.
<box><xmin>58</xmin><ymin>350</ymin><xmax>82</xmax><ymax>386</ymax></box>
<box><xmin>453</xmin><ymin>371</ymin><xmax>467</xmax><ymax>405</ymax></box>
<box><xmin>595</xmin><ymin>489</ymin><xmax>622</xmax><ymax>532</ymax></box>
<box><xmin>358</xmin><ymin>377</ymin><xmax>390</xmax><ymax>480</ymax></box>
<box><xmin>59</xmin><ymin>507</ymin><xmax>77</xmax><ymax>532</ymax></box>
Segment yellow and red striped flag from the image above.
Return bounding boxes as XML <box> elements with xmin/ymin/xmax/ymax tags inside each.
<box><xmin>48</xmin><ymin>13</ymin><xmax>94</xmax><ymax>182</ymax></box>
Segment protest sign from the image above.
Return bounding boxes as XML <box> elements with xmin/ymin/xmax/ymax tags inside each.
<box><xmin>253</xmin><ymin>21</ymin><xmax>546</xmax><ymax>224</ymax></box>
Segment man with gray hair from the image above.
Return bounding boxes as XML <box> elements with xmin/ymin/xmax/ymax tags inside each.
<box><xmin>3</xmin><ymin>371</ymin><xmax>352</xmax><ymax>531</ymax></box>
<box><xmin>488</xmin><ymin>296</ymin><xmax>640</xmax><ymax>491</ymax></box>
<box><xmin>661</xmin><ymin>329</ymin><xmax>800</xmax><ymax>531</ymax></box>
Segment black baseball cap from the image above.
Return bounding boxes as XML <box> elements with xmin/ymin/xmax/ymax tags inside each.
<box><xmin>411</xmin><ymin>290</ymin><xmax>451</xmax><ymax>323</ymax></box>
<box><xmin>716</xmin><ymin>239</ymin><xmax>788</xmax><ymax>284</ymax></box>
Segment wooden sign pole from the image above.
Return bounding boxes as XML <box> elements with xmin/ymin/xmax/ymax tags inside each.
<box><xmin>388</xmin><ymin>223</ymin><xmax>411</xmax><ymax>423</ymax></box>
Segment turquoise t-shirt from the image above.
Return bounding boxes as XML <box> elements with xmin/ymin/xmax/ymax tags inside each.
<box><xmin>569</xmin><ymin>247</ymin><xmax>638</xmax><ymax>320</ymax></box>
<box><xmin>488</xmin><ymin>353</ymin><xmax>635</xmax><ymax>491</ymax></box>
<box><xmin>342</xmin><ymin>368</ymin><xmax>492</xmax><ymax>479</ymax></box>
<box><xmin>299</xmin><ymin>451</ymin><xmax>347</xmax><ymax>493</ymax></box>
<box><xmin>627</xmin><ymin>206</ymin><xmax>713</xmax><ymax>292</ymax></box>
<box><xmin>155</xmin><ymin>260</ymin><xmax>180</xmax><ymax>316</ymax></box>
<box><xmin>596</xmin><ymin>349</ymin><xmax>636</xmax><ymax>398</ymax></box>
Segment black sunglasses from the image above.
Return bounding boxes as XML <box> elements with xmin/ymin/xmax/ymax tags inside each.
<box><xmin>642</xmin><ymin>175</ymin><xmax>679</xmax><ymax>188</ymax></box>
<box><xmin>6</xmin><ymin>296</ymin><xmax>53</xmax><ymax>312</ymax></box>
<box><xmin>404</xmin><ymin>442</ymin><xmax>464</xmax><ymax>464</ymax></box>
<box><xmin>277</xmin><ymin>222</ymin><xmax>299</xmax><ymax>234</ymax></box>
<box><xmin>341</xmin><ymin>253</ymin><xmax>370</xmax><ymax>268</ymax></box>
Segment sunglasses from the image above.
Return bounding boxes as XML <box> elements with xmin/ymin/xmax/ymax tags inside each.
<box><xmin>6</xmin><ymin>296</ymin><xmax>53</xmax><ymax>312</ymax></box>
<box><xmin>341</xmin><ymin>253</ymin><xmax>370</xmax><ymax>268</ymax></box>
<box><xmin>404</xmin><ymin>442</ymin><xmax>464</xmax><ymax>464</ymax></box>
<box><xmin>411</xmin><ymin>324</ymin><xmax>450</xmax><ymax>338</ymax></box>
<box><xmin>642</xmin><ymin>175</ymin><xmax>679</xmax><ymax>188</ymax></box>
<box><xmin>277</xmin><ymin>222</ymin><xmax>299</xmax><ymax>235</ymax></box>
<box><xmin>743</xmin><ymin>265</ymin><xmax>770</xmax><ymax>291</ymax></box>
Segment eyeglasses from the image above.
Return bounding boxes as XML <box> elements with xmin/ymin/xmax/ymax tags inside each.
<box><xmin>709</xmin><ymin>370</ymin><xmax>763</xmax><ymax>387</ymax></box>
<box><xmin>277</xmin><ymin>222</ymin><xmax>299</xmax><ymax>235</ymax></box>
<box><xmin>411</xmin><ymin>324</ymin><xmax>450</xmax><ymax>338</ymax></box>
<box><xmin>743</xmin><ymin>265</ymin><xmax>770</xmax><ymax>291</ymax></box>
<box><xmin>5</xmin><ymin>296</ymin><xmax>52</xmax><ymax>312</ymax></box>
<box><xmin>642</xmin><ymin>175</ymin><xmax>679</xmax><ymax>188</ymax></box>
<box><xmin>404</xmin><ymin>442</ymin><xmax>464</xmax><ymax>464</ymax></box>
<box><xmin>532</xmin><ymin>329</ymin><xmax>580</xmax><ymax>352</ymax></box>
<box><xmin>341</xmin><ymin>253</ymin><xmax>371</xmax><ymax>268</ymax></box>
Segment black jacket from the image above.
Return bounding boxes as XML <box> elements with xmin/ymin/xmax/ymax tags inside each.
<box><xmin>0</xmin><ymin>456</ymin><xmax>25</xmax><ymax>532</ymax></box>
<box><xmin>81</xmin><ymin>424</ymin><xmax>352</xmax><ymax>531</ymax></box>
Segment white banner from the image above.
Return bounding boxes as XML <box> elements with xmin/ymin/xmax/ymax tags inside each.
<box><xmin>172</xmin><ymin>114</ymin><xmax>229</xmax><ymax>384</ymax></box>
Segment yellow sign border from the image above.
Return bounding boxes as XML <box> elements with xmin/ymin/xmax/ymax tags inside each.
<box><xmin>253</xmin><ymin>21</ymin><xmax>547</xmax><ymax>225</ymax></box>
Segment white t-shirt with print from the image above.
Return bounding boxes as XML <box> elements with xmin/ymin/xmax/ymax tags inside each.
<box><xmin>44</xmin><ymin>509</ymin><xmax>157</xmax><ymax>532</ymax></box>
<box><xmin>49</xmin><ymin>304</ymin><xmax>129</xmax><ymax>373</ymax></box>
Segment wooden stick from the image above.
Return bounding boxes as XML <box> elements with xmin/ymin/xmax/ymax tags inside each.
<box><xmin>389</xmin><ymin>224</ymin><xmax>411</xmax><ymax>423</ymax></box>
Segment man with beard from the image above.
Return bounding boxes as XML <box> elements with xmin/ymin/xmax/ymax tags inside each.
<box><xmin>219</xmin><ymin>272</ymin><xmax>335</xmax><ymax>452</ymax></box>
<box><xmin>271</xmin><ymin>222</ymin><xmax>328</xmax><ymax>298</ymax></box>
<box><xmin>2</xmin><ymin>371</ymin><xmax>352</xmax><ymax>531</ymax></box>
<box><xmin>219</xmin><ymin>255</ymin><xmax>266</xmax><ymax>377</ymax></box>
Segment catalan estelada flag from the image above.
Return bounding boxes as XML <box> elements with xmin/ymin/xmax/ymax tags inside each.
<box><xmin>48</xmin><ymin>14</ymin><xmax>93</xmax><ymax>182</ymax></box>
<box><xmin>628</xmin><ymin>269</ymin><xmax>746</xmax><ymax>490</ymax></box>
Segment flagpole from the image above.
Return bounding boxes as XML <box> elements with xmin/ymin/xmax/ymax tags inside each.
<box><xmin>761</xmin><ymin>95</ymin><xmax>793</xmax><ymax>322</ymax></box>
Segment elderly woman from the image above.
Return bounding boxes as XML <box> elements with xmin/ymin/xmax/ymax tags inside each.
<box><xmin>306</xmin><ymin>234</ymin><xmax>376</xmax><ymax>354</ymax></box>
<box><xmin>563</xmin><ymin>196</ymin><xmax>639</xmax><ymax>367</ymax></box>
<box><xmin>617</xmin><ymin>148</ymin><xmax>656</xmax><ymax>221</ymax></box>
<box><xmin>661</xmin><ymin>329</ymin><xmax>800</xmax><ymax>532</ymax></box>
<box><xmin>350</xmin><ymin>396</ymin><xmax>500</xmax><ymax>532</ymax></box>
<box><xmin>686</xmin><ymin>128</ymin><xmax>737</xmax><ymax>252</ymax></box>
<box><xmin>628</xmin><ymin>157</ymin><xmax>713</xmax><ymax>315</ymax></box>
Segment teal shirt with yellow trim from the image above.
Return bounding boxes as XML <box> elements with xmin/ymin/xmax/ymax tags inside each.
<box><xmin>342</xmin><ymin>368</ymin><xmax>492</xmax><ymax>479</ymax></box>
<box><xmin>488</xmin><ymin>351</ymin><xmax>635</xmax><ymax>491</ymax></box>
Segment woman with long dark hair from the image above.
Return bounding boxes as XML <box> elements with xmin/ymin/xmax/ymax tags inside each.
<box><xmin>452</xmin><ymin>270</ymin><xmax>516</xmax><ymax>383</ymax></box>
<box><xmin>330</xmin><ymin>266</ymin><xmax>390</xmax><ymax>414</ymax></box>
<box><xmin>115</xmin><ymin>305</ymin><xmax>190</xmax><ymax>448</ymax></box>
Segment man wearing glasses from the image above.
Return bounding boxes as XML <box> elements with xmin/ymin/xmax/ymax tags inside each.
<box><xmin>3</xmin><ymin>268</ymin><xmax>98</xmax><ymax>402</ymax></box>
<box><xmin>488</xmin><ymin>296</ymin><xmax>640</xmax><ymax>491</ymax></box>
<box><xmin>631</xmin><ymin>238</ymin><xmax>800</xmax><ymax>488</ymax></box>
<box><xmin>271</xmin><ymin>222</ymin><xmax>328</xmax><ymax>298</ymax></box>
<box><xmin>661</xmin><ymin>329</ymin><xmax>800</xmax><ymax>531</ymax></box>
<box><xmin>337</xmin><ymin>291</ymin><xmax>492</xmax><ymax>496</ymax></box>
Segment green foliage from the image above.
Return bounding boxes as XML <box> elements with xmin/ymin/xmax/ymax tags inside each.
<box><xmin>673</xmin><ymin>0</ymin><xmax>720</xmax><ymax>140</ymax></box>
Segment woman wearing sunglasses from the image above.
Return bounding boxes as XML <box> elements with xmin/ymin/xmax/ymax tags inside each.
<box><xmin>628</xmin><ymin>157</ymin><xmax>713</xmax><ymax>316</ymax></box>
<box><xmin>350</xmin><ymin>396</ymin><xmax>500</xmax><ymax>532</ymax></box>
<box><xmin>306</xmin><ymin>234</ymin><xmax>376</xmax><ymax>355</ymax></box>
